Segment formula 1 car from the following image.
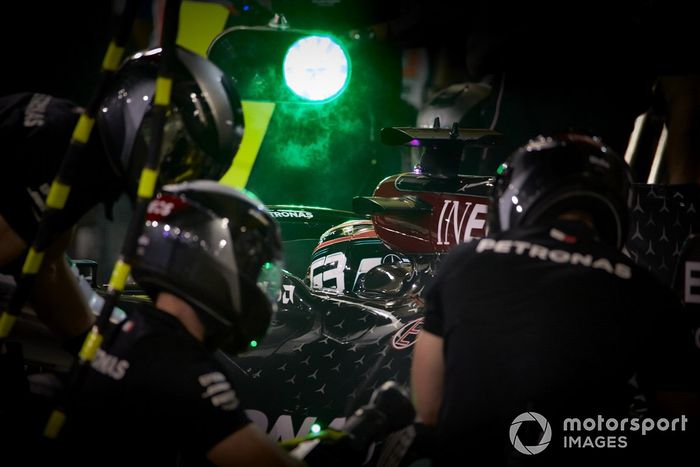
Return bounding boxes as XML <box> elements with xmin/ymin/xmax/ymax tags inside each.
<box><xmin>219</xmin><ymin>128</ymin><xmax>700</xmax><ymax>467</ymax></box>
<box><xmin>7</xmin><ymin>12</ymin><xmax>700</xmax><ymax>464</ymax></box>
<box><xmin>221</xmin><ymin>126</ymin><xmax>498</xmax><ymax>444</ymax></box>
<box><xmin>201</xmin><ymin>20</ymin><xmax>700</xmax><ymax>458</ymax></box>
<box><xmin>6</xmin><ymin>124</ymin><xmax>699</xmax><ymax>467</ymax></box>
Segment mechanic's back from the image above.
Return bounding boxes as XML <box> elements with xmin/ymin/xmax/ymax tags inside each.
<box><xmin>412</xmin><ymin>133</ymin><xmax>699</xmax><ymax>466</ymax></box>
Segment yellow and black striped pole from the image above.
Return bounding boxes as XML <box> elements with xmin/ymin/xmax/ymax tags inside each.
<box><xmin>0</xmin><ymin>0</ymin><xmax>140</xmax><ymax>345</ymax></box>
<box><xmin>43</xmin><ymin>0</ymin><xmax>184</xmax><ymax>440</ymax></box>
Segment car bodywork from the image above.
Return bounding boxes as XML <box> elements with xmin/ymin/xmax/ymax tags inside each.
<box><xmin>224</xmin><ymin>131</ymin><xmax>700</xmax><ymax>449</ymax></box>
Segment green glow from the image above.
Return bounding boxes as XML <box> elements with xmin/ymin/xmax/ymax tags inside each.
<box><xmin>497</xmin><ymin>163</ymin><xmax>507</xmax><ymax>175</ymax></box>
<box><xmin>267</xmin><ymin>102</ymin><xmax>365</xmax><ymax>170</ymax></box>
<box><xmin>249</xmin><ymin>340</ymin><xmax>258</xmax><ymax>348</ymax></box>
<box><xmin>310</xmin><ymin>423</ymin><xmax>321</xmax><ymax>434</ymax></box>
<box><xmin>283</xmin><ymin>36</ymin><xmax>350</xmax><ymax>102</ymax></box>
<box><xmin>257</xmin><ymin>260</ymin><xmax>283</xmax><ymax>304</ymax></box>
<box><xmin>239</xmin><ymin>49</ymin><xmax>404</xmax><ymax>210</ymax></box>
<box><xmin>242</xmin><ymin>188</ymin><xmax>262</xmax><ymax>202</ymax></box>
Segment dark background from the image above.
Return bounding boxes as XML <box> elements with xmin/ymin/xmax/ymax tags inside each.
<box><xmin>2</xmin><ymin>1</ymin><xmax>698</xmax><ymax>103</ymax></box>
<box><xmin>0</xmin><ymin>2</ymin><xmax>115</xmax><ymax>105</ymax></box>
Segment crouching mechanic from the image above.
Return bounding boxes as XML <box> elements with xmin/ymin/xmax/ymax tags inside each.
<box><xmin>53</xmin><ymin>180</ymin><xmax>301</xmax><ymax>466</ymax></box>
<box><xmin>411</xmin><ymin>133</ymin><xmax>699</xmax><ymax>466</ymax></box>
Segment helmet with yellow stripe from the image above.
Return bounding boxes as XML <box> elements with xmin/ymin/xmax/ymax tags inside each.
<box><xmin>96</xmin><ymin>46</ymin><xmax>244</xmax><ymax>196</ymax></box>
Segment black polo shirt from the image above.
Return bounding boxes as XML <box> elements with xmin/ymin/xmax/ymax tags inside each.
<box><xmin>423</xmin><ymin>220</ymin><xmax>697</xmax><ymax>465</ymax></box>
<box><xmin>0</xmin><ymin>92</ymin><xmax>121</xmax><ymax>273</ymax></box>
<box><xmin>57</xmin><ymin>303</ymin><xmax>251</xmax><ymax>465</ymax></box>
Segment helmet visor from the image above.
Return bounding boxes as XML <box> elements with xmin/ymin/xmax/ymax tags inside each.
<box><xmin>138</xmin><ymin>108</ymin><xmax>228</xmax><ymax>185</ymax></box>
<box><xmin>142</xmin><ymin>201</ymin><xmax>240</xmax><ymax>322</ymax></box>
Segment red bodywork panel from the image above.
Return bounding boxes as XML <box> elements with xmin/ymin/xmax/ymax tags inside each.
<box><xmin>367</xmin><ymin>174</ymin><xmax>492</xmax><ymax>254</ymax></box>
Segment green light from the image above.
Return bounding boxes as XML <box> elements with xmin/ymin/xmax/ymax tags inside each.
<box><xmin>242</xmin><ymin>188</ymin><xmax>262</xmax><ymax>202</ymax></box>
<box><xmin>497</xmin><ymin>163</ymin><xmax>507</xmax><ymax>175</ymax></box>
<box><xmin>249</xmin><ymin>340</ymin><xmax>258</xmax><ymax>348</ymax></box>
<box><xmin>310</xmin><ymin>423</ymin><xmax>321</xmax><ymax>434</ymax></box>
<box><xmin>283</xmin><ymin>35</ymin><xmax>350</xmax><ymax>102</ymax></box>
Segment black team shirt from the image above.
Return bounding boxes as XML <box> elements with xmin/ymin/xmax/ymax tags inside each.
<box><xmin>58</xmin><ymin>303</ymin><xmax>251</xmax><ymax>466</ymax></box>
<box><xmin>423</xmin><ymin>220</ymin><xmax>698</xmax><ymax>466</ymax></box>
<box><xmin>0</xmin><ymin>92</ymin><xmax>120</xmax><ymax>273</ymax></box>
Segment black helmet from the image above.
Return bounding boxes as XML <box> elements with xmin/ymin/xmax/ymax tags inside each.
<box><xmin>96</xmin><ymin>46</ymin><xmax>244</xmax><ymax>195</ymax></box>
<box><xmin>489</xmin><ymin>133</ymin><xmax>633</xmax><ymax>248</ymax></box>
<box><xmin>132</xmin><ymin>180</ymin><xmax>283</xmax><ymax>353</ymax></box>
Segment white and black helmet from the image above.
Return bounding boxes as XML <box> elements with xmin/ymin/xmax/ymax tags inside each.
<box><xmin>132</xmin><ymin>180</ymin><xmax>284</xmax><ymax>353</ymax></box>
<box><xmin>489</xmin><ymin>133</ymin><xmax>634</xmax><ymax>248</ymax></box>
